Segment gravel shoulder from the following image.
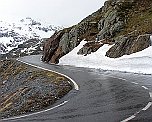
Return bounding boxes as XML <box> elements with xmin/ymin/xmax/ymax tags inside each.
<box><xmin>0</xmin><ymin>59</ymin><xmax>72</xmax><ymax>119</ymax></box>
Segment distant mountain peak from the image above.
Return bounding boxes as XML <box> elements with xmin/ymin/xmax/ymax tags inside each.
<box><xmin>0</xmin><ymin>17</ymin><xmax>62</xmax><ymax>58</ymax></box>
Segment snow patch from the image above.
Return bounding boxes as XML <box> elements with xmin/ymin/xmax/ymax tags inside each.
<box><xmin>0</xmin><ymin>37</ymin><xmax>16</xmax><ymax>52</ymax></box>
<box><xmin>0</xmin><ymin>18</ymin><xmax>61</xmax><ymax>54</ymax></box>
<box><xmin>59</xmin><ymin>40</ymin><xmax>152</xmax><ymax>74</ymax></box>
<box><xmin>150</xmin><ymin>36</ymin><xmax>152</xmax><ymax>45</ymax></box>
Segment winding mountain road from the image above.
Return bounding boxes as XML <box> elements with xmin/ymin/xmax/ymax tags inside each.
<box><xmin>1</xmin><ymin>55</ymin><xmax>152</xmax><ymax>122</ymax></box>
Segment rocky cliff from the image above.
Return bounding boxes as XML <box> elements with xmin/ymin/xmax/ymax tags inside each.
<box><xmin>42</xmin><ymin>0</ymin><xmax>152</xmax><ymax>63</ymax></box>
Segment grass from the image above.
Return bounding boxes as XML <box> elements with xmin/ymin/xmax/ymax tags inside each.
<box><xmin>115</xmin><ymin>0</ymin><xmax>152</xmax><ymax>37</ymax></box>
<box><xmin>0</xmin><ymin>59</ymin><xmax>72</xmax><ymax>118</ymax></box>
<box><xmin>0</xmin><ymin>60</ymin><xmax>27</xmax><ymax>81</ymax></box>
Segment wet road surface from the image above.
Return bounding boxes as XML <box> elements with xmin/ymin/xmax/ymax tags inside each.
<box><xmin>1</xmin><ymin>55</ymin><xmax>152</xmax><ymax>122</ymax></box>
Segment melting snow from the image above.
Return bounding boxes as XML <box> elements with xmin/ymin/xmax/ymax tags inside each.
<box><xmin>59</xmin><ymin>39</ymin><xmax>152</xmax><ymax>75</ymax></box>
<box><xmin>0</xmin><ymin>18</ymin><xmax>59</xmax><ymax>54</ymax></box>
<box><xmin>150</xmin><ymin>36</ymin><xmax>152</xmax><ymax>45</ymax></box>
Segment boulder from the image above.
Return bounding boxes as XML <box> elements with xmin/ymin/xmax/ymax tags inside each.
<box><xmin>106</xmin><ymin>33</ymin><xmax>151</xmax><ymax>58</ymax></box>
<box><xmin>129</xmin><ymin>34</ymin><xmax>152</xmax><ymax>53</ymax></box>
<box><xmin>77</xmin><ymin>41</ymin><xmax>103</xmax><ymax>56</ymax></box>
<box><xmin>42</xmin><ymin>31</ymin><xmax>64</xmax><ymax>63</ymax></box>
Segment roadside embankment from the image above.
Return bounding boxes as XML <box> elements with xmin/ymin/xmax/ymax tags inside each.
<box><xmin>0</xmin><ymin>59</ymin><xmax>72</xmax><ymax>119</ymax></box>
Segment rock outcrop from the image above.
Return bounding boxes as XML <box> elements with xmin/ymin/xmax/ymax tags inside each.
<box><xmin>77</xmin><ymin>39</ymin><xmax>114</xmax><ymax>56</ymax></box>
<box><xmin>42</xmin><ymin>0</ymin><xmax>152</xmax><ymax>63</ymax></box>
<box><xmin>106</xmin><ymin>33</ymin><xmax>151</xmax><ymax>58</ymax></box>
<box><xmin>77</xmin><ymin>41</ymin><xmax>104</xmax><ymax>56</ymax></box>
<box><xmin>42</xmin><ymin>20</ymin><xmax>99</xmax><ymax>63</ymax></box>
<box><xmin>42</xmin><ymin>31</ymin><xmax>64</xmax><ymax>63</ymax></box>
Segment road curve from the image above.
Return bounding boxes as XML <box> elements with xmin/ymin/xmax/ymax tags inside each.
<box><xmin>1</xmin><ymin>55</ymin><xmax>152</xmax><ymax>122</ymax></box>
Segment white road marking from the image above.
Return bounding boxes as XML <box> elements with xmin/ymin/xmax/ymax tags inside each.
<box><xmin>122</xmin><ymin>101</ymin><xmax>152</xmax><ymax>122</ymax></box>
<box><xmin>136</xmin><ymin>111</ymin><xmax>140</xmax><ymax>114</ymax></box>
<box><xmin>120</xmin><ymin>79</ymin><xmax>152</xmax><ymax>122</ymax></box>
<box><xmin>121</xmin><ymin>115</ymin><xmax>136</xmax><ymax>122</ymax></box>
<box><xmin>1</xmin><ymin>58</ymin><xmax>80</xmax><ymax>121</ymax></box>
<box><xmin>2</xmin><ymin>101</ymin><xmax>68</xmax><ymax>121</ymax></box>
<box><xmin>111</xmin><ymin>76</ymin><xmax>127</xmax><ymax>81</ymax></box>
<box><xmin>98</xmin><ymin>74</ymin><xmax>152</xmax><ymax>122</ymax></box>
<box><xmin>142</xmin><ymin>102</ymin><xmax>152</xmax><ymax>111</ymax></box>
<box><xmin>131</xmin><ymin>82</ymin><xmax>139</xmax><ymax>85</ymax></box>
<box><xmin>141</xmin><ymin>86</ymin><xmax>149</xmax><ymax>90</ymax></box>
<box><xmin>16</xmin><ymin>59</ymin><xmax>79</xmax><ymax>90</ymax></box>
<box><xmin>149</xmin><ymin>92</ymin><xmax>152</xmax><ymax>98</ymax></box>
<box><xmin>7</xmin><ymin>58</ymin><xmax>151</xmax><ymax>122</ymax></box>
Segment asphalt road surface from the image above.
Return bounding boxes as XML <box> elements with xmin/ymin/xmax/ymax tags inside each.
<box><xmin>1</xmin><ymin>55</ymin><xmax>152</xmax><ymax>122</ymax></box>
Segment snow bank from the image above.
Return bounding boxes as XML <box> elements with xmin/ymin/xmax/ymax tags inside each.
<box><xmin>0</xmin><ymin>37</ymin><xmax>15</xmax><ymax>52</ymax></box>
<box><xmin>59</xmin><ymin>39</ymin><xmax>152</xmax><ymax>75</ymax></box>
<box><xmin>150</xmin><ymin>35</ymin><xmax>152</xmax><ymax>45</ymax></box>
<box><xmin>0</xmin><ymin>18</ymin><xmax>58</xmax><ymax>54</ymax></box>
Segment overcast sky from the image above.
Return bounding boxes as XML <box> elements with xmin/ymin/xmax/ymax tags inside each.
<box><xmin>0</xmin><ymin>0</ymin><xmax>106</xmax><ymax>26</ymax></box>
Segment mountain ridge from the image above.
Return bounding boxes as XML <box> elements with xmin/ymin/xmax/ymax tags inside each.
<box><xmin>0</xmin><ymin>17</ymin><xmax>62</xmax><ymax>59</ymax></box>
<box><xmin>42</xmin><ymin>0</ymin><xmax>152</xmax><ymax>64</ymax></box>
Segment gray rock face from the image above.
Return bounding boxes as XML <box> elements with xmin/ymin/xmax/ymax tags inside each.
<box><xmin>42</xmin><ymin>31</ymin><xmax>64</xmax><ymax>63</ymax></box>
<box><xmin>97</xmin><ymin>0</ymin><xmax>137</xmax><ymax>41</ymax></box>
<box><xmin>59</xmin><ymin>33</ymin><xmax>71</xmax><ymax>54</ymax></box>
<box><xmin>59</xmin><ymin>26</ymin><xmax>80</xmax><ymax>54</ymax></box>
<box><xmin>129</xmin><ymin>34</ymin><xmax>152</xmax><ymax>53</ymax></box>
<box><xmin>106</xmin><ymin>33</ymin><xmax>151</xmax><ymax>58</ymax></box>
<box><xmin>42</xmin><ymin>0</ymin><xmax>152</xmax><ymax>63</ymax></box>
<box><xmin>98</xmin><ymin>19</ymin><xmax>105</xmax><ymax>30</ymax></box>
<box><xmin>78</xmin><ymin>46</ymin><xmax>92</xmax><ymax>56</ymax></box>
<box><xmin>97</xmin><ymin>8</ymin><xmax>125</xmax><ymax>40</ymax></box>
<box><xmin>42</xmin><ymin>21</ymin><xmax>99</xmax><ymax>63</ymax></box>
<box><xmin>77</xmin><ymin>41</ymin><xmax>103</xmax><ymax>56</ymax></box>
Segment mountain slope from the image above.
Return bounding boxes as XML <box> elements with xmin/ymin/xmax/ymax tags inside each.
<box><xmin>0</xmin><ymin>59</ymin><xmax>72</xmax><ymax>119</ymax></box>
<box><xmin>59</xmin><ymin>38</ymin><xmax>152</xmax><ymax>74</ymax></box>
<box><xmin>0</xmin><ymin>17</ymin><xmax>61</xmax><ymax>59</ymax></box>
<box><xmin>42</xmin><ymin>0</ymin><xmax>152</xmax><ymax>64</ymax></box>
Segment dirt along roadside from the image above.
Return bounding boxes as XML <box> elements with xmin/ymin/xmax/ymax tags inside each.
<box><xmin>0</xmin><ymin>59</ymin><xmax>73</xmax><ymax>119</ymax></box>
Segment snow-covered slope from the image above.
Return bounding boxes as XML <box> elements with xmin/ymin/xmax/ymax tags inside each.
<box><xmin>59</xmin><ymin>36</ymin><xmax>152</xmax><ymax>75</ymax></box>
<box><xmin>0</xmin><ymin>17</ymin><xmax>61</xmax><ymax>55</ymax></box>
